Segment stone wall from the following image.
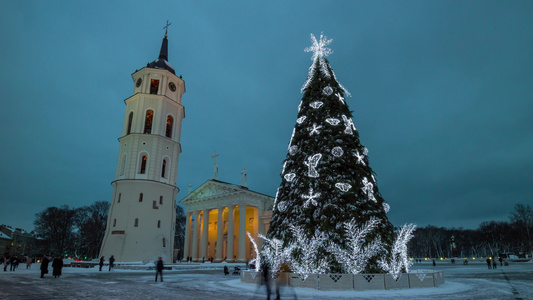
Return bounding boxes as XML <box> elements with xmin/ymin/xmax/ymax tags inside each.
<box><xmin>241</xmin><ymin>270</ymin><xmax>445</xmax><ymax>290</ymax></box>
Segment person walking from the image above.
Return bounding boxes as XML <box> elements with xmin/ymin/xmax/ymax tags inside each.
<box><xmin>499</xmin><ymin>257</ymin><xmax>503</xmax><ymax>266</ymax></box>
<box><xmin>52</xmin><ymin>256</ymin><xmax>63</xmax><ymax>278</ymax></box>
<box><xmin>109</xmin><ymin>255</ymin><xmax>115</xmax><ymax>271</ymax></box>
<box><xmin>224</xmin><ymin>265</ymin><xmax>229</xmax><ymax>275</ymax></box>
<box><xmin>26</xmin><ymin>257</ymin><xmax>32</xmax><ymax>269</ymax></box>
<box><xmin>262</xmin><ymin>262</ymin><xmax>272</xmax><ymax>300</ymax></box>
<box><xmin>486</xmin><ymin>258</ymin><xmax>492</xmax><ymax>269</ymax></box>
<box><xmin>40</xmin><ymin>255</ymin><xmax>50</xmax><ymax>278</ymax></box>
<box><xmin>10</xmin><ymin>256</ymin><xmax>17</xmax><ymax>271</ymax></box>
<box><xmin>155</xmin><ymin>257</ymin><xmax>164</xmax><ymax>282</ymax></box>
<box><xmin>99</xmin><ymin>256</ymin><xmax>105</xmax><ymax>271</ymax></box>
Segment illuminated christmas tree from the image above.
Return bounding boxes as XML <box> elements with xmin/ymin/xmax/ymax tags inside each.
<box><xmin>266</xmin><ymin>34</ymin><xmax>397</xmax><ymax>274</ymax></box>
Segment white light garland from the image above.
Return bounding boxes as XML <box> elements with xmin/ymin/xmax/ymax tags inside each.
<box><xmin>325</xmin><ymin>118</ymin><xmax>341</xmax><ymax>125</ymax></box>
<box><xmin>342</xmin><ymin>115</ymin><xmax>356</xmax><ymax>135</ymax></box>
<box><xmin>287</xmin><ymin>225</ymin><xmax>328</xmax><ymax>280</ymax></box>
<box><xmin>354</xmin><ymin>150</ymin><xmax>366</xmax><ymax>166</ymax></box>
<box><xmin>378</xmin><ymin>224</ymin><xmax>416</xmax><ymax>280</ymax></box>
<box><xmin>329</xmin><ymin>217</ymin><xmax>383</xmax><ymax>274</ymax></box>
<box><xmin>284</xmin><ymin>173</ymin><xmax>296</xmax><ymax>182</ymax></box>
<box><xmin>361</xmin><ymin>177</ymin><xmax>376</xmax><ymax>202</ymax></box>
<box><xmin>288</xmin><ymin>128</ymin><xmax>296</xmax><ymax>148</ymax></box>
<box><xmin>302</xmin><ymin>187</ymin><xmax>320</xmax><ymax>208</ymax></box>
<box><xmin>246</xmin><ymin>231</ymin><xmax>261</xmax><ymax>272</ymax></box>
<box><xmin>259</xmin><ymin>234</ymin><xmax>294</xmax><ymax>278</ymax></box>
<box><xmin>304</xmin><ymin>153</ymin><xmax>322</xmax><ymax>178</ymax></box>
<box><xmin>310</xmin><ymin>101</ymin><xmax>324</xmax><ymax>109</ymax></box>
<box><xmin>308</xmin><ymin>123</ymin><xmax>323</xmax><ymax>136</ymax></box>
<box><xmin>323</xmin><ymin>86</ymin><xmax>333</xmax><ymax>96</ymax></box>
<box><xmin>296</xmin><ymin>116</ymin><xmax>307</xmax><ymax>124</ymax></box>
<box><xmin>335</xmin><ymin>182</ymin><xmax>352</xmax><ymax>192</ymax></box>
<box><xmin>332</xmin><ymin>146</ymin><xmax>344</xmax><ymax>157</ymax></box>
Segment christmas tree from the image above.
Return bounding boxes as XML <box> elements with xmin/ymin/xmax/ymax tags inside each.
<box><xmin>266</xmin><ymin>34</ymin><xmax>396</xmax><ymax>274</ymax></box>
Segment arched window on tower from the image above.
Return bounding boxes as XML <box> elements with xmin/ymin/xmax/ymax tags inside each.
<box><xmin>127</xmin><ymin>112</ymin><xmax>133</xmax><ymax>134</ymax></box>
<box><xmin>139</xmin><ymin>193</ymin><xmax>143</xmax><ymax>202</ymax></box>
<box><xmin>157</xmin><ymin>220</ymin><xmax>161</xmax><ymax>228</ymax></box>
<box><xmin>162</xmin><ymin>238</ymin><xmax>166</xmax><ymax>247</ymax></box>
<box><xmin>144</xmin><ymin>110</ymin><xmax>153</xmax><ymax>134</ymax></box>
<box><xmin>134</xmin><ymin>218</ymin><xmax>139</xmax><ymax>227</ymax></box>
<box><xmin>166</xmin><ymin>116</ymin><xmax>173</xmax><ymax>138</ymax></box>
<box><xmin>161</xmin><ymin>159</ymin><xmax>167</xmax><ymax>178</ymax></box>
<box><xmin>150</xmin><ymin>79</ymin><xmax>160</xmax><ymax>94</ymax></box>
<box><xmin>140</xmin><ymin>155</ymin><xmax>147</xmax><ymax>174</ymax></box>
<box><xmin>113</xmin><ymin>219</ymin><xmax>116</xmax><ymax>227</ymax></box>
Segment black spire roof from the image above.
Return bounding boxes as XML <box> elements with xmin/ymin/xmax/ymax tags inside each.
<box><xmin>147</xmin><ymin>34</ymin><xmax>175</xmax><ymax>74</ymax></box>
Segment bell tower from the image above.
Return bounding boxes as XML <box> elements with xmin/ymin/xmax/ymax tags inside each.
<box><xmin>100</xmin><ymin>26</ymin><xmax>185</xmax><ymax>262</ymax></box>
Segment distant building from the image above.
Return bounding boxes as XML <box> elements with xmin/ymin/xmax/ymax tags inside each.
<box><xmin>0</xmin><ymin>225</ymin><xmax>37</xmax><ymax>257</ymax></box>
<box><xmin>0</xmin><ymin>231</ymin><xmax>11</xmax><ymax>257</ymax></box>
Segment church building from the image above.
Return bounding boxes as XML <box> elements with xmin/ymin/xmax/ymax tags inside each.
<box><xmin>100</xmin><ymin>27</ymin><xmax>185</xmax><ymax>262</ymax></box>
<box><xmin>180</xmin><ymin>167</ymin><xmax>274</xmax><ymax>262</ymax></box>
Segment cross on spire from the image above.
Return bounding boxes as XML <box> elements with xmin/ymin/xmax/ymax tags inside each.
<box><xmin>163</xmin><ymin>20</ymin><xmax>172</xmax><ymax>36</ymax></box>
<box><xmin>212</xmin><ymin>151</ymin><xmax>220</xmax><ymax>179</ymax></box>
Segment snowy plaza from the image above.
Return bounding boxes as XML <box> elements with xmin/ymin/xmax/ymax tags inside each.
<box><xmin>0</xmin><ymin>261</ymin><xmax>531</xmax><ymax>299</ymax></box>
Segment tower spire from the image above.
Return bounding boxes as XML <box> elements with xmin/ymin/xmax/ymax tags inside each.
<box><xmin>159</xmin><ymin>21</ymin><xmax>171</xmax><ymax>61</ymax></box>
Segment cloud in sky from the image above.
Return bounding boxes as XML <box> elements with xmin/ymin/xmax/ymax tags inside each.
<box><xmin>1</xmin><ymin>1</ymin><xmax>532</xmax><ymax>231</ymax></box>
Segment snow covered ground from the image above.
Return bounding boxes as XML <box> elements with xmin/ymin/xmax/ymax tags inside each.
<box><xmin>0</xmin><ymin>261</ymin><xmax>531</xmax><ymax>299</ymax></box>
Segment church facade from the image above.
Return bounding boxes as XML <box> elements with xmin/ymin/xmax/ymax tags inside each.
<box><xmin>180</xmin><ymin>174</ymin><xmax>274</xmax><ymax>262</ymax></box>
<box><xmin>100</xmin><ymin>31</ymin><xmax>185</xmax><ymax>262</ymax></box>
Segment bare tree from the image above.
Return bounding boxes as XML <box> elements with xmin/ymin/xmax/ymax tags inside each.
<box><xmin>509</xmin><ymin>204</ymin><xmax>533</xmax><ymax>254</ymax></box>
<box><xmin>34</xmin><ymin>205</ymin><xmax>77</xmax><ymax>256</ymax></box>
<box><xmin>75</xmin><ymin>201</ymin><xmax>110</xmax><ymax>259</ymax></box>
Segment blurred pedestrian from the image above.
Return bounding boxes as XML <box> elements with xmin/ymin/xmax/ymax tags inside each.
<box><xmin>52</xmin><ymin>256</ymin><xmax>63</xmax><ymax>278</ymax></box>
<box><xmin>40</xmin><ymin>255</ymin><xmax>50</xmax><ymax>278</ymax></box>
<box><xmin>99</xmin><ymin>256</ymin><xmax>105</xmax><ymax>271</ymax></box>
<box><xmin>26</xmin><ymin>257</ymin><xmax>32</xmax><ymax>269</ymax></box>
<box><xmin>155</xmin><ymin>257</ymin><xmax>164</xmax><ymax>282</ymax></box>
<box><xmin>486</xmin><ymin>258</ymin><xmax>492</xmax><ymax>269</ymax></box>
<box><xmin>109</xmin><ymin>255</ymin><xmax>115</xmax><ymax>271</ymax></box>
<box><xmin>262</xmin><ymin>262</ymin><xmax>272</xmax><ymax>300</ymax></box>
<box><xmin>224</xmin><ymin>265</ymin><xmax>229</xmax><ymax>275</ymax></box>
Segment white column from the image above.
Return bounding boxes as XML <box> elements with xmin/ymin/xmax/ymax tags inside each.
<box><xmin>238</xmin><ymin>205</ymin><xmax>247</xmax><ymax>262</ymax></box>
<box><xmin>201</xmin><ymin>209</ymin><xmax>209</xmax><ymax>261</ymax></box>
<box><xmin>191</xmin><ymin>211</ymin><xmax>200</xmax><ymax>260</ymax></box>
<box><xmin>216</xmin><ymin>207</ymin><xmax>224</xmax><ymax>261</ymax></box>
<box><xmin>227</xmin><ymin>205</ymin><xmax>234</xmax><ymax>261</ymax></box>
<box><xmin>183</xmin><ymin>212</ymin><xmax>192</xmax><ymax>260</ymax></box>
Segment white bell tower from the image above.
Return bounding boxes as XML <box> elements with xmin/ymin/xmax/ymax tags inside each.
<box><xmin>100</xmin><ymin>26</ymin><xmax>185</xmax><ymax>262</ymax></box>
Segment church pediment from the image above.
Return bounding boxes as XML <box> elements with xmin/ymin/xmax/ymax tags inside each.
<box><xmin>181</xmin><ymin>180</ymin><xmax>241</xmax><ymax>204</ymax></box>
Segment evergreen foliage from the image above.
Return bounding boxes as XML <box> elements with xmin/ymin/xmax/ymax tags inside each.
<box><xmin>267</xmin><ymin>34</ymin><xmax>395</xmax><ymax>273</ymax></box>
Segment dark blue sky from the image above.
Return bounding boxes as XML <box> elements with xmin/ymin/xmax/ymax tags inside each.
<box><xmin>1</xmin><ymin>1</ymin><xmax>532</xmax><ymax>232</ymax></box>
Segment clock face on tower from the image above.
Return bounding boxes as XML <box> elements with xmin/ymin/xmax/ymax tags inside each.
<box><xmin>136</xmin><ymin>78</ymin><xmax>142</xmax><ymax>87</ymax></box>
<box><xmin>168</xmin><ymin>82</ymin><xmax>176</xmax><ymax>92</ymax></box>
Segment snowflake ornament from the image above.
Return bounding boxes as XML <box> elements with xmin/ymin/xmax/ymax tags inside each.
<box><xmin>332</xmin><ymin>146</ymin><xmax>344</xmax><ymax>157</ymax></box>
<box><xmin>310</xmin><ymin>101</ymin><xmax>324</xmax><ymax>109</ymax></box>
<box><xmin>336</xmin><ymin>93</ymin><xmax>345</xmax><ymax>105</ymax></box>
<box><xmin>354</xmin><ymin>150</ymin><xmax>366</xmax><ymax>166</ymax></box>
<box><xmin>335</xmin><ymin>183</ymin><xmax>352</xmax><ymax>192</ymax></box>
<box><xmin>308</xmin><ymin>123</ymin><xmax>323</xmax><ymax>136</ymax></box>
<box><xmin>304</xmin><ymin>154</ymin><xmax>322</xmax><ymax>178</ymax></box>
<box><xmin>325</xmin><ymin>118</ymin><xmax>341</xmax><ymax>126</ymax></box>
<box><xmin>302</xmin><ymin>187</ymin><xmax>321</xmax><ymax>208</ymax></box>
<box><xmin>296</xmin><ymin>116</ymin><xmax>307</xmax><ymax>124</ymax></box>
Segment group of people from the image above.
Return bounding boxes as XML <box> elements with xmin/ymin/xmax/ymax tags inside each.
<box><xmin>486</xmin><ymin>257</ymin><xmax>504</xmax><ymax>269</ymax></box>
<box><xmin>1</xmin><ymin>256</ymin><xmax>33</xmax><ymax>271</ymax></box>
<box><xmin>98</xmin><ymin>255</ymin><xmax>115</xmax><ymax>271</ymax></box>
<box><xmin>39</xmin><ymin>255</ymin><xmax>64</xmax><ymax>278</ymax></box>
